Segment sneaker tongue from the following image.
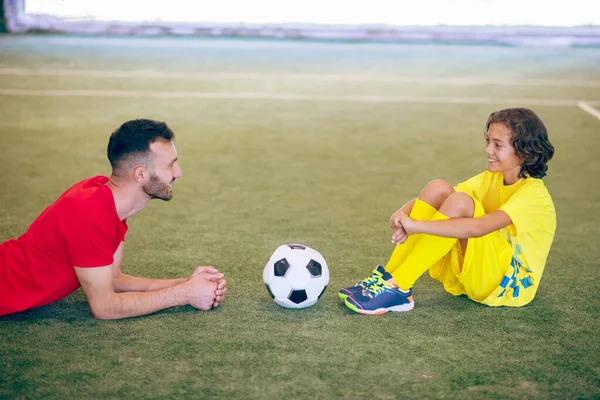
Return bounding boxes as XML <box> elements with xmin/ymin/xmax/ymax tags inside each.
<box><xmin>381</xmin><ymin>270</ymin><xmax>394</xmax><ymax>281</ymax></box>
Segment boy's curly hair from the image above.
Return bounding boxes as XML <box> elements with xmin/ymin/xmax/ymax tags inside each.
<box><xmin>486</xmin><ymin>108</ymin><xmax>554</xmax><ymax>179</ymax></box>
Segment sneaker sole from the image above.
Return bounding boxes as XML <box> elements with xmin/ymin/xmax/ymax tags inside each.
<box><xmin>338</xmin><ymin>293</ymin><xmax>349</xmax><ymax>301</ymax></box>
<box><xmin>344</xmin><ymin>299</ymin><xmax>414</xmax><ymax>315</ymax></box>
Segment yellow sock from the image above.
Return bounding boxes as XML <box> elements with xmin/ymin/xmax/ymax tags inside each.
<box><xmin>409</xmin><ymin>198</ymin><xmax>438</xmax><ymax>221</ymax></box>
<box><xmin>385</xmin><ymin>209</ymin><xmax>457</xmax><ymax>291</ymax></box>
<box><xmin>384</xmin><ymin>199</ymin><xmax>437</xmax><ymax>276</ymax></box>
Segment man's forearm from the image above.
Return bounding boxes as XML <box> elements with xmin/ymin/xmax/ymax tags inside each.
<box><xmin>113</xmin><ymin>274</ymin><xmax>188</xmax><ymax>293</ymax></box>
<box><xmin>91</xmin><ymin>286</ymin><xmax>188</xmax><ymax>320</ymax></box>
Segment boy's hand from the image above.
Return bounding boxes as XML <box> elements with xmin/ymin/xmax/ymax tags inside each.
<box><xmin>389</xmin><ymin>209</ymin><xmax>404</xmax><ymax>229</ymax></box>
<box><xmin>392</xmin><ymin>225</ymin><xmax>408</xmax><ymax>245</ymax></box>
<box><xmin>391</xmin><ymin>209</ymin><xmax>408</xmax><ymax>245</ymax></box>
<box><xmin>391</xmin><ymin>212</ymin><xmax>418</xmax><ymax>244</ymax></box>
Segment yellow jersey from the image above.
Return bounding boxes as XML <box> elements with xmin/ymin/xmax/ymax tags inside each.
<box><xmin>454</xmin><ymin>171</ymin><xmax>556</xmax><ymax>306</ymax></box>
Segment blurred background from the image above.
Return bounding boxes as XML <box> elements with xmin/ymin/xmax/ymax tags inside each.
<box><xmin>3</xmin><ymin>0</ymin><xmax>600</xmax><ymax>45</ymax></box>
<box><xmin>1</xmin><ymin>1</ymin><xmax>599</xmax><ymax>399</ymax></box>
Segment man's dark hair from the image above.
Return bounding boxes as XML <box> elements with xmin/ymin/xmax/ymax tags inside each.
<box><xmin>107</xmin><ymin>119</ymin><xmax>174</xmax><ymax>173</ymax></box>
<box><xmin>486</xmin><ymin>108</ymin><xmax>554</xmax><ymax>179</ymax></box>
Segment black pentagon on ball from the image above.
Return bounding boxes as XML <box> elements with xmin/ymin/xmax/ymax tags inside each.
<box><xmin>306</xmin><ymin>259</ymin><xmax>322</xmax><ymax>277</ymax></box>
<box><xmin>289</xmin><ymin>289</ymin><xmax>308</xmax><ymax>304</ymax></box>
<box><xmin>274</xmin><ymin>258</ymin><xmax>290</xmax><ymax>277</ymax></box>
<box><xmin>287</xmin><ymin>244</ymin><xmax>306</xmax><ymax>250</ymax></box>
<box><xmin>265</xmin><ymin>284</ymin><xmax>275</xmax><ymax>299</ymax></box>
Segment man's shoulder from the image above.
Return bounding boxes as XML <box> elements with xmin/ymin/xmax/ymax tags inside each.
<box><xmin>63</xmin><ymin>176</ymin><xmax>111</xmax><ymax>202</ymax></box>
<box><xmin>67</xmin><ymin>175</ymin><xmax>109</xmax><ymax>193</ymax></box>
<box><xmin>56</xmin><ymin>176</ymin><xmax>115</xmax><ymax>216</ymax></box>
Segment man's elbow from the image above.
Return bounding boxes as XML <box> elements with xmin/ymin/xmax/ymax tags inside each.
<box><xmin>90</xmin><ymin>306</ymin><xmax>116</xmax><ymax>320</ymax></box>
<box><xmin>88</xmin><ymin>300</ymin><xmax>120</xmax><ymax>320</ymax></box>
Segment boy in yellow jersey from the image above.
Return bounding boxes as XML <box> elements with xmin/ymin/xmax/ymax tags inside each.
<box><xmin>340</xmin><ymin>108</ymin><xmax>556</xmax><ymax>314</ymax></box>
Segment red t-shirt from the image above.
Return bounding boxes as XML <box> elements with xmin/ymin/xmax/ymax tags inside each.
<box><xmin>0</xmin><ymin>176</ymin><xmax>128</xmax><ymax>316</ymax></box>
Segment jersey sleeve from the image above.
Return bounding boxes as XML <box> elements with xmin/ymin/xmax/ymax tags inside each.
<box><xmin>499</xmin><ymin>184</ymin><xmax>556</xmax><ymax>236</ymax></box>
<box><xmin>61</xmin><ymin>201</ymin><xmax>119</xmax><ymax>268</ymax></box>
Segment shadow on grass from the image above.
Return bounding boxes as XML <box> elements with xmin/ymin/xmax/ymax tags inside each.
<box><xmin>0</xmin><ymin>301</ymin><xmax>221</xmax><ymax>324</ymax></box>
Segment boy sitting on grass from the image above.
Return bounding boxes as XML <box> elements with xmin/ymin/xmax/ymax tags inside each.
<box><xmin>340</xmin><ymin>108</ymin><xmax>556</xmax><ymax>314</ymax></box>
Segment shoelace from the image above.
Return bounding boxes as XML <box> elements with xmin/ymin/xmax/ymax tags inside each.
<box><xmin>358</xmin><ymin>269</ymin><xmax>383</xmax><ymax>288</ymax></box>
<box><xmin>364</xmin><ymin>278</ymin><xmax>392</xmax><ymax>298</ymax></box>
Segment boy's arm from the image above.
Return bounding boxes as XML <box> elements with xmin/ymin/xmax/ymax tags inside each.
<box><xmin>401</xmin><ymin>210</ymin><xmax>512</xmax><ymax>239</ymax></box>
<box><xmin>389</xmin><ymin>199</ymin><xmax>416</xmax><ymax>228</ymax></box>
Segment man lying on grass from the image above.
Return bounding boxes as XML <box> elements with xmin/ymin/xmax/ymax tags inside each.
<box><xmin>340</xmin><ymin>108</ymin><xmax>556</xmax><ymax>314</ymax></box>
<box><xmin>0</xmin><ymin>119</ymin><xmax>227</xmax><ymax>319</ymax></box>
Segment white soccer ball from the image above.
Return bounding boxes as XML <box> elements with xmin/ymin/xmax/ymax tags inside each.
<box><xmin>263</xmin><ymin>244</ymin><xmax>329</xmax><ymax>309</ymax></box>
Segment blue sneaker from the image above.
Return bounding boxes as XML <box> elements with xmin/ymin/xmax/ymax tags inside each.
<box><xmin>344</xmin><ymin>272</ymin><xmax>414</xmax><ymax>315</ymax></box>
<box><xmin>338</xmin><ymin>265</ymin><xmax>386</xmax><ymax>301</ymax></box>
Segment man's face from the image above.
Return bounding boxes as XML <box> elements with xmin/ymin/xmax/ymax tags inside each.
<box><xmin>143</xmin><ymin>140</ymin><xmax>182</xmax><ymax>201</ymax></box>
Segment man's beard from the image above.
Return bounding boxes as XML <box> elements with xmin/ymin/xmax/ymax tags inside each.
<box><xmin>143</xmin><ymin>173</ymin><xmax>172</xmax><ymax>201</ymax></box>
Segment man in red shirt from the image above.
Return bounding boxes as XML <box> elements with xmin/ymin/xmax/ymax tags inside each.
<box><xmin>0</xmin><ymin>119</ymin><xmax>227</xmax><ymax>319</ymax></box>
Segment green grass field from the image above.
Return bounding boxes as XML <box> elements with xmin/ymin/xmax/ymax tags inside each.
<box><xmin>1</xmin><ymin>35</ymin><xmax>599</xmax><ymax>399</ymax></box>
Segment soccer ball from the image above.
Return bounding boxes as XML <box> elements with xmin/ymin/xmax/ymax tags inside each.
<box><xmin>263</xmin><ymin>244</ymin><xmax>329</xmax><ymax>309</ymax></box>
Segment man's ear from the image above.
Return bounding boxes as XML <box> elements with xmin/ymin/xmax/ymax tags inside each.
<box><xmin>133</xmin><ymin>166</ymin><xmax>147</xmax><ymax>183</ymax></box>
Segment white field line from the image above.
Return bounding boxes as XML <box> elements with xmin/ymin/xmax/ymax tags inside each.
<box><xmin>577</xmin><ymin>101</ymin><xmax>600</xmax><ymax>120</ymax></box>
<box><xmin>1</xmin><ymin>68</ymin><xmax>600</xmax><ymax>87</ymax></box>
<box><xmin>1</xmin><ymin>88</ymin><xmax>598</xmax><ymax>107</ymax></box>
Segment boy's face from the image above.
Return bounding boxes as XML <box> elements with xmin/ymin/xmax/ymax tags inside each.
<box><xmin>484</xmin><ymin>123</ymin><xmax>522</xmax><ymax>185</ymax></box>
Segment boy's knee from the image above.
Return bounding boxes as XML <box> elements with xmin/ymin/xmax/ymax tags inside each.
<box><xmin>425</xmin><ymin>179</ymin><xmax>453</xmax><ymax>191</ymax></box>
<box><xmin>440</xmin><ymin>192</ymin><xmax>474</xmax><ymax>218</ymax></box>
<box><xmin>419</xmin><ymin>179</ymin><xmax>455</xmax><ymax>209</ymax></box>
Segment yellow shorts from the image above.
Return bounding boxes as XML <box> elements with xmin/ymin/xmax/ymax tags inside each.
<box><xmin>428</xmin><ymin>196</ymin><xmax>513</xmax><ymax>303</ymax></box>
